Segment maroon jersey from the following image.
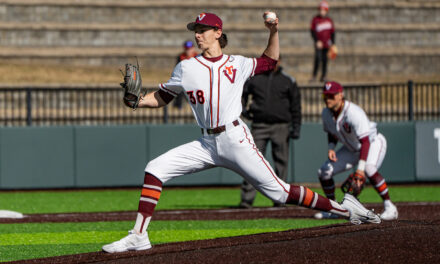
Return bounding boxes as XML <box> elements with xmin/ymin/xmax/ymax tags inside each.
<box><xmin>311</xmin><ymin>15</ymin><xmax>335</xmax><ymax>48</ymax></box>
<box><xmin>178</xmin><ymin>51</ymin><xmax>198</xmax><ymax>62</ymax></box>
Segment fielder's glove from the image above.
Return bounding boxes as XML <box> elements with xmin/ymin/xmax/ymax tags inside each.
<box><xmin>120</xmin><ymin>63</ymin><xmax>145</xmax><ymax>110</ymax></box>
<box><xmin>341</xmin><ymin>172</ymin><xmax>366</xmax><ymax>197</ymax></box>
<box><xmin>328</xmin><ymin>45</ymin><xmax>338</xmax><ymax>60</ymax></box>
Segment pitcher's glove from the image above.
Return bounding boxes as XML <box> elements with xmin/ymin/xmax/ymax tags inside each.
<box><xmin>120</xmin><ymin>63</ymin><xmax>145</xmax><ymax>110</ymax></box>
<box><xmin>341</xmin><ymin>172</ymin><xmax>366</xmax><ymax>197</ymax></box>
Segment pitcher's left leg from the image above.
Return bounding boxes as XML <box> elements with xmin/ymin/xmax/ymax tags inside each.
<box><xmin>220</xmin><ymin>124</ymin><xmax>348</xmax><ymax>217</ymax></box>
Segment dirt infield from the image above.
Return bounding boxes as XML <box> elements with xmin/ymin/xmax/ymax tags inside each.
<box><xmin>8</xmin><ymin>202</ymin><xmax>440</xmax><ymax>264</ymax></box>
<box><xmin>2</xmin><ymin>202</ymin><xmax>439</xmax><ymax>223</ymax></box>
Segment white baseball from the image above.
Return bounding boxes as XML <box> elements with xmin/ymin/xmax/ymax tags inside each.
<box><xmin>264</xmin><ymin>12</ymin><xmax>277</xmax><ymax>23</ymax></box>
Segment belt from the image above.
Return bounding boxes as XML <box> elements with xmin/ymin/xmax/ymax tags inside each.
<box><xmin>202</xmin><ymin>120</ymin><xmax>240</xmax><ymax>135</ymax></box>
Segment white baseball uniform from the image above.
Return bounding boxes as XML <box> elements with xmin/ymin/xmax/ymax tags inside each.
<box><xmin>146</xmin><ymin>54</ymin><xmax>291</xmax><ymax>203</ymax></box>
<box><xmin>319</xmin><ymin>100</ymin><xmax>387</xmax><ymax>179</ymax></box>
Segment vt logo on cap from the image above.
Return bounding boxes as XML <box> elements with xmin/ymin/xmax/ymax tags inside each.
<box><xmin>187</xmin><ymin>12</ymin><xmax>223</xmax><ymax>30</ymax></box>
<box><xmin>198</xmin><ymin>13</ymin><xmax>206</xmax><ymax>21</ymax></box>
<box><xmin>323</xmin><ymin>81</ymin><xmax>343</xmax><ymax>94</ymax></box>
<box><xmin>325</xmin><ymin>82</ymin><xmax>332</xmax><ymax>90</ymax></box>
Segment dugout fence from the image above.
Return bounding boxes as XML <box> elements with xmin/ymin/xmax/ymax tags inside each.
<box><xmin>0</xmin><ymin>81</ymin><xmax>438</xmax><ymax>126</ymax></box>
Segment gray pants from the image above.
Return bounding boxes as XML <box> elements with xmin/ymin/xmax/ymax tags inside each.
<box><xmin>240</xmin><ymin>122</ymin><xmax>290</xmax><ymax>207</ymax></box>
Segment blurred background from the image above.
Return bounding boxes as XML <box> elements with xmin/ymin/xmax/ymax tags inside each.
<box><xmin>0</xmin><ymin>0</ymin><xmax>438</xmax><ymax>85</ymax></box>
<box><xmin>0</xmin><ymin>0</ymin><xmax>438</xmax><ymax>188</ymax></box>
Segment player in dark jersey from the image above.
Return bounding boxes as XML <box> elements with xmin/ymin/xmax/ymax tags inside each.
<box><xmin>310</xmin><ymin>1</ymin><xmax>335</xmax><ymax>82</ymax></box>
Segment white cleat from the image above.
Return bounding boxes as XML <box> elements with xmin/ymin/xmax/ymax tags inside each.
<box><xmin>102</xmin><ymin>230</ymin><xmax>152</xmax><ymax>253</ymax></box>
<box><xmin>314</xmin><ymin>211</ymin><xmax>340</xmax><ymax>219</ymax></box>
<box><xmin>380</xmin><ymin>200</ymin><xmax>398</xmax><ymax>221</ymax></box>
<box><xmin>341</xmin><ymin>193</ymin><xmax>381</xmax><ymax>225</ymax></box>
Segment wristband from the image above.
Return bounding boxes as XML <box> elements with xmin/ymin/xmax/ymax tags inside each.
<box><xmin>357</xmin><ymin>160</ymin><xmax>366</xmax><ymax>171</ymax></box>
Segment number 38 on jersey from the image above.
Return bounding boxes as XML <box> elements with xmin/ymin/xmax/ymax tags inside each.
<box><xmin>186</xmin><ymin>90</ymin><xmax>205</xmax><ymax>104</ymax></box>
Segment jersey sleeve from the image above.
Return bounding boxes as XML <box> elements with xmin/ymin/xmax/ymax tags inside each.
<box><xmin>322</xmin><ymin>108</ymin><xmax>331</xmax><ymax>133</ymax></box>
<box><xmin>350</xmin><ymin>105</ymin><xmax>371</xmax><ymax>139</ymax></box>
<box><xmin>310</xmin><ymin>16</ymin><xmax>317</xmax><ymax>32</ymax></box>
<box><xmin>236</xmin><ymin>55</ymin><xmax>257</xmax><ymax>81</ymax></box>
<box><xmin>159</xmin><ymin>62</ymin><xmax>184</xmax><ymax>97</ymax></box>
<box><xmin>254</xmin><ymin>54</ymin><xmax>277</xmax><ymax>75</ymax></box>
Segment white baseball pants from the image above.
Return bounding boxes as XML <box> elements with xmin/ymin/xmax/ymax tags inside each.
<box><xmin>145</xmin><ymin>119</ymin><xmax>291</xmax><ymax>204</ymax></box>
<box><xmin>319</xmin><ymin>133</ymin><xmax>387</xmax><ymax>179</ymax></box>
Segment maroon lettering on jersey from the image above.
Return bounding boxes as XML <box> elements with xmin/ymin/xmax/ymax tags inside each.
<box><xmin>223</xmin><ymin>65</ymin><xmax>237</xmax><ymax>83</ymax></box>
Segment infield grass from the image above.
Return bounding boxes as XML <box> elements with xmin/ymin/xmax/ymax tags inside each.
<box><xmin>0</xmin><ymin>219</ymin><xmax>344</xmax><ymax>262</ymax></box>
<box><xmin>0</xmin><ymin>186</ymin><xmax>439</xmax><ymax>214</ymax></box>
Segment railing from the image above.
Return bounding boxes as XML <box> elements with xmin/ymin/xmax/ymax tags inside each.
<box><xmin>296</xmin><ymin>81</ymin><xmax>440</xmax><ymax>122</ymax></box>
<box><xmin>0</xmin><ymin>81</ymin><xmax>438</xmax><ymax>126</ymax></box>
<box><xmin>0</xmin><ymin>87</ymin><xmax>194</xmax><ymax>126</ymax></box>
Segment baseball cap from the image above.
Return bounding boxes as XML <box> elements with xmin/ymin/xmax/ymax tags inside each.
<box><xmin>319</xmin><ymin>1</ymin><xmax>329</xmax><ymax>11</ymax></box>
<box><xmin>323</xmin><ymin>81</ymin><xmax>343</xmax><ymax>94</ymax></box>
<box><xmin>187</xmin><ymin>12</ymin><xmax>223</xmax><ymax>31</ymax></box>
<box><xmin>183</xmin><ymin>40</ymin><xmax>194</xmax><ymax>49</ymax></box>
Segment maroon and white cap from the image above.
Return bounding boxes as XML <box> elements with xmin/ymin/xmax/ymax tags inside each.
<box><xmin>323</xmin><ymin>81</ymin><xmax>343</xmax><ymax>94</ymax></box>
<box><xmin>187</xmin><ymin>13</ymin><xmax>223</xmax><ymax>31</ymax></box>
<box><xmin>319</xmin><ymin>1</ymin><xmax>330</xmax><ymax>11</ymax></box>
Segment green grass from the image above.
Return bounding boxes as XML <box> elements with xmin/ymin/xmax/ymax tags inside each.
<box><xmin>0</xmin><ymin>219</ymin><xmax>344</xmax><ymax>262</ymax></box>
<box><xmin>0</xmin><ymin>186</ymin><xmax>438</xmax><ymax>261</ymax></box>
<box><xmin>0</xmin><ymin>186</ymin><xmax>439</xmax><ymax>214</ymax></box>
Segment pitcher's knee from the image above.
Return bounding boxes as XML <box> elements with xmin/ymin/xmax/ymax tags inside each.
<box><xmin>143</xmin><ymin>172</ymin><xmax>163</xmax><ymax>185</ymax></box>
<box><xmin>318</xmin><ymin>162</ymin><xmax>334</xmax><ymax>180</ymax></box>
<box><xmin>144</xmin><ymin>159</ymin><xmax>166</xmax><ymax>183</ymax></box>
<box><xmin>263</xmin><ymin>188</ymin><xmax>289</xmax><ymax>204</ymax></box>
<box><xmin>270</xmin><ymin>195</ymin><xmax>287</xmax><ymax>204</ymax></box>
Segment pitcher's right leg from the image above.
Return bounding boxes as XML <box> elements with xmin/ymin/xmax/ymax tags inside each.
<box><xmin>103</xmin><ymin>138</ymin><xmax>216</xmax><ymax>253</ymax></box>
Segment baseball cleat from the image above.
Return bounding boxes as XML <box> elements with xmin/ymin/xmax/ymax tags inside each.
<box><xmin>341</xmin><ymin>193</ymin><xmax>381</xmax><ymax>225</ymax></box>
<box><xmin>314</xmin><ymin>211</ymin><xmax>340</xmax><ymax>219</ymax></box>
<box><xmin>102</xmin><ymin>230</ymin><xmax>151</xmax><ymax>253</ymax></box>
<box><xmin>380</xmin><ymin>200</ymin><xmax>398</xmax><ymax>220</ymax></box>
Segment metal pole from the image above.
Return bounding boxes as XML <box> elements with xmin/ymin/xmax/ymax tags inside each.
<box><xmin>408</xmin><ymin>80</ymin><xmax>414</xmax><ymax>121</ymax></box>
<box><xmin>163</xmin><ymin>105</ymin><xmax>168</xmax><ymax>124</ymax></box>
<box><xmin>26</xmin><ymin>88</ymin><xmax>32</xmax><ymax>126</ymax></box>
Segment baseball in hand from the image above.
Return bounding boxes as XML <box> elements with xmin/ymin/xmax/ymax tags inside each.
<box><xmin>263</xmin><ymin>11</ymin><xmax>277</xmax><ymax>23</ymax></box>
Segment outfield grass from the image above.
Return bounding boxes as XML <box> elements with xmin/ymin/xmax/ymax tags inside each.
<box><xmin>0</xmin><ymin>219</ymin><xmax>344</xmax><ymax>262</ymax></box>
<box><xmin>0</xmin><ymin>186</ymin><xmax>439</xmax><ymax>214</ymax></box>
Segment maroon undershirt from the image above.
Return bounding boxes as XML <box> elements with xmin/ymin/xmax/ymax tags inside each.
<box><xmin>359</xmin><ymin>136</ymin><xmax>370</xmax><ymax>161</ymax></box>
<box><xmin>158</xmin><ymin>53</ymin><xmax>278</xmax><ymax>104</ymax></box>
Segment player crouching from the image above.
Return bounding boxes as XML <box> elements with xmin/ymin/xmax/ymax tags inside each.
<box><xmin>315</xmin><ymin>81</ymin><xmax>398</xmax><ymax>221</ymax></box>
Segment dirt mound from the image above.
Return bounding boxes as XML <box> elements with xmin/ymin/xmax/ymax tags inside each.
<box><xmin>14</xmin><ymin>220</ymin><xmax>440</xmax><ymax>264</ymax></box>
<box><xmin>2</xmin><ymin>202</ymin><xmax>440</xmax><ymax>223</ymax></box>
<box><xmin>8</xmin><ymin>202</ymin><xmax>440</xmax><ymax>263</ymax></box>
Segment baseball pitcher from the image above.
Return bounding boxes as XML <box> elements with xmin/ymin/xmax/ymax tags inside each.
<box><xmin>103</xmin><ymin>12</ymin><xmax>380</xmax><ymax>254</ymax></box>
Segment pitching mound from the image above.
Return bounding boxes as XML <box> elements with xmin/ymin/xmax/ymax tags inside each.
<box><xmin>9</xmin><ymin>202</ymin><xmax>440</xmax><ymax>263</ymax></box>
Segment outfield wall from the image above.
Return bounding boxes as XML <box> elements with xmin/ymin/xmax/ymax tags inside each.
<box><xmin>0</xmin><ymin>122</ymin><xmax>439</xmax><ymax>189</ymax></box>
